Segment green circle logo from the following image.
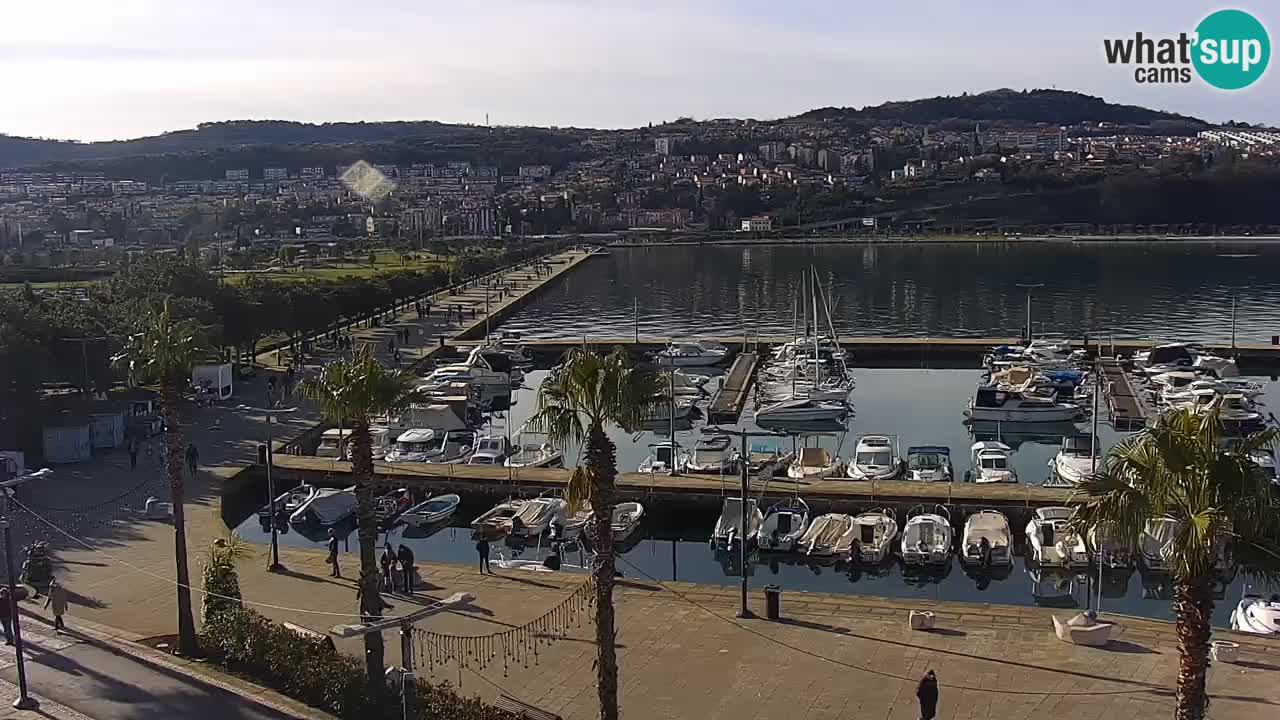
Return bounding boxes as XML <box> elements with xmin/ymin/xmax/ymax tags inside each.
<box><xmin>1193</xmin><ymin>9</ymin><xmax>1270</xmax><ymax>89</ymax></box>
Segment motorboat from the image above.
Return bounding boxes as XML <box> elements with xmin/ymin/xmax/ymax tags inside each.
<box><xmin>471</xmin><ymin>498</ymin><xmax>527</xmax><ymax>536</ymax></box>
<box><xmin>638</xmin><ymin>441</ymin><xmax>687</xmax><ymax>474</ymax></box>
<box><xmin>747</xmin><ymin>443</ymin><xmax>790</xmax><ymax>473</ymax></box>
<box><xmin>850</xmin><ymin>510</ymin><xmax>899</xmax><ymax>563</ymax></box>
<box><xmin>468</xmin><ymin>435</ymin><xmax>514</xmax><ymax>465</ymax></box>
<box><xmin>1025</xmin><ymin>506</ymin><xmax>1088</xmax><ymax>568</ymax></box>
<box><xmin>797</xmin><ymin>513</ymin><xmax>856</xmax><ymax>557</ymax></box>
<box><xmin>401</xmin><ymin>494</ymin><xmax>461</xmax><ymax>528</ymax></box>
<box><xmin>845</xmin><ymin>435</ymin><xmax>901</xmax><ymax>481</ymax></box>
<box><xmin>385</xmin><ymin>429</ymin><xmax>460</xmax><ymax>463</ymax></box>
<box><xmin>1250</xmin><ymin>449</ymin><xmax>1278</xmax><ymax>487</ymax></box>
<box><xmin>289</xmin><ymin>486</ymin><xmax>357</xmax><ymax>528</ymax></box>
<box><xmin>1088</xmin><ymin>523</ymin><xmax>1134</xmax><ymax>569</ymax></box>
<box><xmin>965</xmin><ymin>386</ymin><xmax>1083</xmax><ymax>423</ymax></box>
<box><xmin>989</xmin><ymin>366</ymin><xmax>1083</xmax><ymax>397</ymax></box>
<box><xmin>611</xmin><ymin>501</ymin><xmax>645</xmax><ymax>542</ymax></box>
<box><xmin>505</xmin><ymin>437</ymin><xmax>564</xmax><ymax>469</ymax></box>
<box><xmin>710</xmin><ymin>496</ymin><xmax>763</xmax><ymax>550</ymax></box>
<box><xmin>648</xmin><ymin>398</ymin><xmax>698</xmax><ymax>422</ymax></box>
<box><xmin>757</xmin><ymin>497</ymin><xmax>810</xmax><ymax>552</ymax></box>
<box><xmin>901</xmin><ymin>504</ymin><xmax>953</xmax><ymax>566</ymax></box>
<box><xmin>786</xmin><ymin>447</ymin><xmax>840</xmax><ymax>481</ymax></box>
<box><xmin>905</xmin><ymin>446</ymin><xmax>953</xmax><ymax>483</ymax></box>
<box><xmin>316</xmin><ymin>427</ymin><xmax>392</xmax><ymax>461</ymax></box>
<box><xmin>685</xmin><ymin>434</ymin><xmax>739</xmax><ymax>474</ymax></box>
<box><xmin>374</xmin><ymin>488</ymin><xmax>414</xmax><ymax>528</ymax></box>
<box><xmin>1030</xmin><ymin>568</ymin><xmax>1080</xmax><ymax>608</ymax></box>
<box><xmin>1140</xmin><ymin>517</ymin><xmax>1178</xmax><ymax>572</ymax></box>
<box><xmin>1135</xmin><ymin>342</ymin><xmax>1197</xmax><ymax>374</ymax></box>
<box><xmin>259</xmin><ymin>483</ymin><xmax>317</xmax><ymax>519</ymax></box>
<box><xmin>1049</xmin><ymin>434</ymin><xmax>1100</xmax><ymax>486</ymax></box>
<box><xmin>653</xmin><ymin>341</ymin><xmax>729</xmax><ymax>367</ymax></box>
<box><xmin>966</xmin><ymin>441</ymin><xmax>1018</xmax><ymax>484</ymax></box>
<box><xmin>510</xmin><ymin>497</ymin><xmax>567</xmax><ymax>537</ymax></box>
<box><xmin>1193</xmin><ymin>353</ymin><xmax>1239</xmax><ymax>378</ymax></box>
<box><xmin>960</xmin><ymin>510</ymin><xmax>1012</xmax><ymax>567</ymax></box>
<box><xmin>670</xmin><ymin>369</ymin><xmax>712</xmax><ymax>395</ymax></box>
<box><xmin>755</xmin><ymin>397</ymin><xmax>848</xmax><ymax>424</ymax></box>
<box><xmin>1230</xmin><ymin>594</ymin><xmax>1280</xmax><ymax>635</ymax></box>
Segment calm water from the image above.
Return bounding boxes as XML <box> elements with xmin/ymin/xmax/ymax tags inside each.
<box><xmin>231</xmin><ymin>367</ymin><xmax>1280</xmax><ymax>627</ymax></box>
<box><xmin>499</xmin><ymin>242</ymin><xmax>1280</xmax><ymax>343</ymax></box>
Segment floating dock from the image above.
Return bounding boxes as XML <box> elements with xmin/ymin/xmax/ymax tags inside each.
<box><xmin>707</xmin><ymin>352</ymin><xmax>758</xmax><ymax>422</ymax></box>
<box><xmin>1099</xmin><ymin>359</ymin><xmax>1148</xmax><ymax>430</ymax></box>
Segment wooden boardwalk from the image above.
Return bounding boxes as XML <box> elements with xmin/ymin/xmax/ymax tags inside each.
<box><xmin>1100</xmin><ymin>359</ymin><xmax>1148</xmax><ymax>430</ymax></box>
<box><xmin>707</xmin><ymin>351</ymin><xmax>757</xmax><ymax>422</ymax></box>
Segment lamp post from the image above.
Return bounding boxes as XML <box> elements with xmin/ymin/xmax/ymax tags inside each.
<box><xmin>1</xmin><ymin>467</ymin><xmax>53</xmax><ymax>710</ymax></box>
<box><xmin>1015</xmin><ymin>283</ymin><xmax>1044</xmax><ymax>343</ymax></box>
<box><xmin>703</xmin><ymin>426</ymin><xmax>786</xmax><ymax>619</ymax></box>
<box><xmin>239</xmin><ymin>404</ymin><xmax>297</xmax><ymax>572</ymax></box>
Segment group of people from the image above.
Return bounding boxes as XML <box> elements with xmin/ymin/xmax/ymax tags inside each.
<box><xmin>323</xmin><ymin>531</ymin><xmax>419</xmax><ymax>594</ymax></box>
<box><xmin>266</xmin><ymin>366</ymin><xmax>298</xmax><ymax>405</ymax></box>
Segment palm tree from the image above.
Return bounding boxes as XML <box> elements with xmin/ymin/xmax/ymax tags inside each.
<box><xmin>1067</xmin><ymin>408</ymin><xmax>1280</xmax><ymax>720</ymax></box>
<box><xmin>300</xmin><ymin>348</ymin><xmax>422</xmax><ymax>693</ymax></box>
<box><xmin>117</xmin><ymin>298</ymin><xmax>204</xmax><ymax>655</ymax></box>
<box><xmin>527</xmin><ymin>347</ymin><xmax>665</xmax><ymax>720</ymax></box>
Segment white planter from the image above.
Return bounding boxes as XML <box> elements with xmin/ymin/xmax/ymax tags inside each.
<box><xmin>1211</xmin><ymin>640</ymin><xmax>1240</xmax><ymax>663</ymax></box>
<box><xmin>909</xmin><ymin>610</ymin><xmax>936</xmax><ymax>630</ymax></box>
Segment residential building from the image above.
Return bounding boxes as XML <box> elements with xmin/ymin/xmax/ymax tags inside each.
<box><xmin>263</xmin><ymin>167</ymin><xmax>289</xmax><ymax>181</ymax></box>
<box><xmin>740</xmin><ymin>216</ymin><xmax>773</xmax><ymax>232</ymax></box>
<box><xmin>654</xmin><ymin>136</ymin><xmax>677</xmax><ymax>156</ymax></box>
<box><xmin>518</xmin><ymin>165</ymin><xmax>552</xmax><ymax>180</ymax></box>
<box><xmin>225</xmin><ymin>169</ymin><xmax>250</xmax><ymax>182</ymax></box>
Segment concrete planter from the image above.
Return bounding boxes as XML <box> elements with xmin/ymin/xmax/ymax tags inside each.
<box><xmin>1211</xmin><ymin>640</ymin><xmax>1240</xmax><ymax>663</ymax></box>
<box><xmin>909</xmin><ymin>610</ymin><xmax>936</xmax><ymax>630</ymax></box>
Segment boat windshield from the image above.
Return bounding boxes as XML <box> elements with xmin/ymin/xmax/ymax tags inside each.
<box><xmin>981</xmin><ymin>456</ymin><xmax>1008</xmax><ymax>470</ymax></box>
<box><xmin>398</xmin><ymin>441</ymin><xmax>437</xmax><ymax>453</ymax></box>
<box><xmin>856</xmin><ymin>450</ymin><xmax>893</xmax><ymax>466</ymax></box>
<box><xmin>470</xmin><ymin>456</ymin><xmax>495</xmax><ymax>464</ymax></box>
<box><xmin>909</xmin><ymin>453</ymin><xmax>944</xmax><ymax>469</ymax></box>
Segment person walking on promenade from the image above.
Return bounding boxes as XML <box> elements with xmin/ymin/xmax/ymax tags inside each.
<box><xmin>476</xmin><ymin>538</ymin><xmax>491</xmax><ymax>574</ymax></box>
<box><xmin>0</xmin><ymin>587</ymin><xmax>13</xmax><ymax>645</ymax></box>
<box><xmin>45</xmin><ymin>578</ymin><xmax>68</xmax><ymax>633</ymax></box>
<box><xmin>185</xmin><ymin>443</ymin><xmax>199</xmax><ymax>478</ymax></box>
<box><xmin>380</xmin><ymin>543</ymin><xmax>395</xmax><ymax>592</ymax></box>
<box><xmin>916</xmin><ymin>670</ymin><xmax>939</xmax><ymax>720</ymax></box>
<box><xmin>326</xmin><ymin>529</ymin><xmax>341</xmax><ymax>578</ymax></box>
<box><xmin>128</xmin><ymin>441</ymin><xmax>138</xmax><ymax>470</ymax></box>
<box><xmin>397</xmin><ymin>544</ymin><xmax>415</xmax><ymax>593</ymax></box>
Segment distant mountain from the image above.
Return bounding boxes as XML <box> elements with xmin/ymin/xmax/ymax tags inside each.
<box><xmin>796</xmin><ymin>89</ymin><xmax>1208</xmax><ymax>129</ymax></box>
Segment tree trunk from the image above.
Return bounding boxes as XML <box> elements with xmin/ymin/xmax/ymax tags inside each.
<box><xmin>1174</xmin><ymin>573</ymin><xmax>1215</xmax><ymax>720</ymax></box>
<box><xmin>159</xmin><ymin>379</ymin><xmax>198</xmax><ymax>655</ymax></box>
<box><xmin>350</xmin><ymin>417</ymin><xmax>386</xmax><ymax>697</ymax></box>
<box><xmin>585</xmin><ymin>423</ymin><xmax>619</xmax><ymax>720</ymax></box>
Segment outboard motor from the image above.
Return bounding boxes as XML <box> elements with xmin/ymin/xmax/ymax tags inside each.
<box><xmin>979</xmin><ymin>537</ymin><xmax>993</xmax><ymax>568</ymax></box>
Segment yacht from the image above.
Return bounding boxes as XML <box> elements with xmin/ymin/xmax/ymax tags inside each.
<box><xmin>384</xmin><ymin>429</ymin><xmax>463</xmax><ymax>463</ymax></box>
<box><xmin>510</xmin><ymin>497</ymin><xmax>567</xmax><ymax>537</ymax></box>
<box><xmin>685</xmin><ymin>434</ymin><xmax>739</xmax><ymax>474</ymax></box>
<box><xmin>654</xmin><ymin>341</ymin><xmax>729</xmax><ymax>367</ymax></box>
<box><xmin>1025</xmin><ymin>507</ymin><xmax>1088</xmax><ymax>568</ymax></box>
<box><xmin>901</xmin><ymin>505</ymin><xmax>953</xmax><ymax>566</ymax></box>
<box><xmin>289</xmin><ymin>486</ymin><xmax>357</xmax><ymax>529</ymax></box>
<box><xmin>468</xmin><ymin>435</ymin><xmax>514</xmax><ymax>465</ymax></box>
<box><xmin>786</xmin><ymin>447</ymin><xmax>841</xmax><ymax>481</ymax></box>
<box><xmin>905</xmin><ymin>446</ymin><xmax>953</xmax><ymax>483</ymax></box>
<box><xmin>966</xmin><ymin>441</ymin><xmax>1018</xmax><ymax>484</ymax></box>
<box><xmin>401</xmin><ymin>494</ymin><xmax>461</xmax><ymax>528</ymax></box>
<box><xmin>259</xmin><ymin>483</ymin><xmax>316</xmax><ymax>519</ymax></box>
<box><xmin>710</xmin><ymin>496</ymin><xmax>763</xmax><ymax>550</ymax></box>
<box><xmin>754</xmin><ymin>397</ymin><xmax>848</xmax><ymax>424</ymax></box>
<box><xmin>850</xmin><ymin>510</ymin><xmax>899</xmax><ymax>563</ymax></box>
<box><xmin>638</xmin><ymin>441</ymin><xmax>687</xmax><ymax>474</ymax></box>
<box><xmin>846</xmin><ymin>435</ymin><xmax>901</xmax><ymax>481</ymax></box>
<box><xmin>610</xmin><ymin>501</ymin><xmax>645</xmax><ymax>543</ymax></box>
<box><xmin>965</xmin><ymin>386</ymin><xmax>1083</xmax><ymax>423</ymax></box>
<box><xmin>1230</xmin><ymin>594</ymin><xmax>1280</xmax><ymax>635</ymax></box>
<box><xmin>960</xmin><ymin>510</ymin><xmax>1012</xmax><ymax>567</ymax></box>
<box><xmin>1049</xmin><ymin>434</ymin><xmax>1101</xmax><ymax>486</ymax></box>
<box><xmin>757</xmin><ymin>497</ymin><xmax>810</xmax><ymax>552</ymax></box>
<box><xmin>798</xmin><ymin>513</ymin><xmax>856</xmax><ymax>557</ymax></box>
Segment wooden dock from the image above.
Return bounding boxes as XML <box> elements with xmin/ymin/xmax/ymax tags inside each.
<box><xmin>707</xmin><ymin>352</ymin><xmax>758</xmax><ymax>422</ymax></box>
<box><xmin>1099</xmin><ymin>359</ymin><xmax>1148</xmax><ymax>430</ymax></box>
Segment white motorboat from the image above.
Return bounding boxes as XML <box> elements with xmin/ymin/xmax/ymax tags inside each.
<box><xmin>850</xmin><ymin>509</ymin><xmax>899</xmax><ymax>563</ymax></box>
<box><xmin>401</xmin><ymin>494</ymin><xmax>461</xmax><ymax>527</ymax></box>
<box><xmin>468</xmin><ymin>435</ymin><xmax>514</xmax><ymax>465</ymax></box>
<box><xmin>1230</xmin><ymin>594</ymin><xmax>1280</xmax><ymax>635</ymax></box>
<box><xmin>1140</xmin><ymin>517</ymin><xmax>1178</xmax><ymax>572</ymax></box>
<box><xmin>654</xmin><ymin>341</ymin><xmax>729</xmax><ymax>367</ymax></box>
<box><xmin>1088</xmin><ymin>523</ymin><xmax>1134</xmax><ymax>568</ymax></box>
<box><xmin>559</xmin><ymin>504</ymin><xmax>592</xmax><ymax>540</ymax></box>
<box><xmin>747</xmin><ymin>443</ymin><xmax>791</xmax><ymax>473</ymax></box>
<box><xmin>648</xmin><ymin>398</ymin><xmax>698</xmax><ymax>422</ymax></box>
<box><xmin>1050</xmin><ymin>434</ymin><xmax>1100</xmax><ymax>486</ymax></box>
<box><xmin>965</xmin><ymin>386</ymin><xmax>1083</xmax><ymax>423</ymax></box>
<box><xmin>710</xmin><ymin>496</ymin><xmax>763</xmax><ymax>550</ymax></box>
<box><xmin>1025</xmin><ymin>507</ymin><xmax>1088</xmax><ymax>568</ymax></box>
<box><xmin>901</xmin><ymin>505</ymin><xmax>953</xmax><ymax>566</ymax></box>
<box><xmin>1250</xmin><ymin>449</ymin><xmax>1278</xmax><ymax>487</ymax></box>
<box><xmin>846</xmin><ymin>435</ymin><xmax>901</xmax><ymax>481</ymax></box>
<box><xmin>755</xmin><ymin>397</ymin><xmax>848</xmax><ymax>424</ymax></box>
<box><xmin>757</xmin><ymin>497</ymin><xmax>810</xmax><ymax>552</ymax></box>
<box><xmin>611</xmin><ymin>501</ymin><xmax>645</xmax><ymax>542</ymax></box>
<box><xmin>638</xmin><ymin>441</ymin><xmax>687</xmax><ymax>474</ymax></box>
<box><xmin>289</xmin><ymin>486</ymin><xmax>357</xmax><ymax>528</ymax></box>
<box><xmin>670</xmin><ymin>369</ymin><xmax>712</xmax><ymax>395</ymax></box>
<box><xmin>960</xmin><ymin>510</ymin><xmax>1012</xmax><ymax>567</ymax></box>
<box><xmin>1193</xmin><ymin>353</ymin><xmax>1239</xmax><ymax>378</ymax></box>
<box><xmin>471</xmin><ymin>498</ymin><xmax>527</xmax><ymax>536</ymax></box>
<box><xmin>797</xmin><ymin>513</ymin><xmax>856</xmax><ymax>557</ymax></box>
<box><xmin>905</xmin><ymin>446</ymin><xmax>953</xmax><ymax>483</ymax></box>
<box><xmin>966</xmin><ymin>441</ymin><xmax>1018</xmax><ymax>484</ymax></box>
<box><xmin>510</xmin><ymin>497</ymin><xmax>567</xmax><ymax>537</ymax></box>
<box><xmin>374</xmin><ymin>487</ymin><xmax>414</xmax><ymax>528</ymax></box>
<box><xmin>259</xmin><ymin>483</ymin><xmax>317</xmax><ymax>518</ymax></box>
<box><xmin>1135</xmin><ymin>342</ymin><xmax>1197</xmax><ymax>373</ymax></box>
<box><xmin>685</xmin><ymin>434</ymin><xmax>739</xmax><ymax>474</ymax></box>
<box><xmin>385</xmin><ymin>429</ymin><xmax>454</xmax><ymax>463</ymax></box>
<box><xmin>505</xmin><ymin>437</ymin><xmax>565</xmax><ymax>469</ymax></box>
<box><xmin>787</xmin><ymin>447</ymin><xmax>841</xmax><ymax>481</ymax></box>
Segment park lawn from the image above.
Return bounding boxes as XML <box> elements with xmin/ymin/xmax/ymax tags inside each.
<box><xmin>224</xmin><ymin>256</ymin><xmax>452</xmax><ymax>285</ymax></box>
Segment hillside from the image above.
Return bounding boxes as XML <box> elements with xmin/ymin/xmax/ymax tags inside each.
<box><xmin>797</xmin><ymin>89</ymin><xmax>1208</xmax><ymax>129</ymax></box>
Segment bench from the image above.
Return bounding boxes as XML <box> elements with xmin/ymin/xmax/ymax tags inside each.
<box><xmin>493</xmin><ymin>695</ymin><xmax>561</xmax><ymax>720</ymax></box>
<box><xmin>282</xmin><ymin>621</ymin><xmax>337</xmax><ymax>652</ymax></box>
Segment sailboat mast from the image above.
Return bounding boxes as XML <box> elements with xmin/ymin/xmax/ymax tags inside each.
<box><xmin>811</xmin><ymin>267</ymin><xmax>820</xmax><ymax>388</ymax></box>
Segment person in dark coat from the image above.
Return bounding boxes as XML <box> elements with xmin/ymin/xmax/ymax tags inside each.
<box><xmin>327</xmin><ymin>529</ymin><xmax>341</xmax><ymax>578</ymax></box>
<box><xmin>476</xmin><ymin>538</ymin><xmax>491</xmax><ymax>574</ymax></box>
<box><xmin>916</xmin><ymin>670</ymin><xmax>939</xmax><ymax>720</ymax></box>
<box><xmin>0</xmin><ymin>587</ymin><xmax>12</xmax><ymax>645</ymax></box>
<box><xmin>380</xmin><ymin>544</ymin><xmax>395</xmax><ymax>591</ymax></box>
<box><xmin>397</xmin><ymin>544</ymin><xmax>415</xmax><ymax>593</ymax></box>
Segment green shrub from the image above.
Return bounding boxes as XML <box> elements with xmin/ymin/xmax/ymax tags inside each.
<box><xmin>202</xmin><ymin>608</ymin><xmax>516</xmax><ymax>720</ymax></box>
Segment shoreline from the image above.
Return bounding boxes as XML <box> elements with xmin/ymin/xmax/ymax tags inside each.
<box><xmin>608</xmin><ymin>234</ymin><xmax>1280</xmax><ymax>247</ymax></box>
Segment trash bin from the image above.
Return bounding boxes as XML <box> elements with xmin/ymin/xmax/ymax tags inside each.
<box><xmin>764</xmin><ymin>584</ymin><xmax>782</xmax><ymax>621</ymax></box>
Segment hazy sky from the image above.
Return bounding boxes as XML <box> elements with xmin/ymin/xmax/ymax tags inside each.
<box><xmin>2</xmin><ymin>1</ymin><xmax>1275</xmax><ymax>141</ymax></box>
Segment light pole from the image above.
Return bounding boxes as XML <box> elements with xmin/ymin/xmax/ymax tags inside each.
<box><xmin>1015</xmin><ymin>283</ymin><xmax>1043</xmax><ymax>343</ymax></box>
<box><xmin>703</xmin><ymin>426</ymin><xmax>786</xmax><ymax>619</ymax></box>
<box><xmin>239</xmin><ymin>404</ymin><xmax>297</xmax><ymax>572</ymax></box>
<box><xmin>1</xmin><ymin>467</ymin><xmax>53</xmax><ymax>710</ymax></box>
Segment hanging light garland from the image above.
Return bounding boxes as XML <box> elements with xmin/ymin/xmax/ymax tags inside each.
<box><xmin>416</xmin><ymin>578</ymin><xmax>595</xmax><ymax>678</ymax></box>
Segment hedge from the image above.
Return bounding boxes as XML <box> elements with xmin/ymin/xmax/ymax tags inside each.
<box><xmin>202</xmin><ymin>608</ymin><xmax>515</xmax><ymax>720</ymax></box>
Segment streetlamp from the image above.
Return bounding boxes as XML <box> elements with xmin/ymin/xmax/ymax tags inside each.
<box><xmin>0</xmin><ymin>467</ymin><xmax>53</xmax><ymax>710</ymax></box>
<box><xmin>1015</xmin><ymin>283</ymin><xmax>1044</xmax><ymax>343</ymax></box>
<box><xmin>239</xmin><ymin>404</ymin><xmax>297</xmax><ymax>572</ymax></box>
<box><xmin>702</xmin><ymin>426</ymin><xmax>786</xmax><ymax>619</ymax></box>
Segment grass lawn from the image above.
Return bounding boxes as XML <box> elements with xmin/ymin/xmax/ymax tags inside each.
<box><xmin>225</xmin><ymin>256</ymin><xmax>452</xmax><ymax>285</ymax></box>
<box><xmin>0</xmin><ymin>279</ymin><xmax>101</xmax><ymax>289</ymax></box>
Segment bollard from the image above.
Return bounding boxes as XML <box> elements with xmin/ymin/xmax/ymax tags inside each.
<box><xmin>764</xmin><ymin>585</ymin><xmax>782</xmax><ymax>621</ymax></box>
<box><xmin>257</xmin><ymin>443</ymin><xmax>268</xmax><ymax>465</ymax></box>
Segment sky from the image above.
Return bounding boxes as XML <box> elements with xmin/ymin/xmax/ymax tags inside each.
<box><xmin>1</xmin><ymin>0</ymin><xmax>1276</xmax><ymax>141</ymax></box>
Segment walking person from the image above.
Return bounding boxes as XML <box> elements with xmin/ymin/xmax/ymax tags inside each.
<box><xmin>475</xmin><ymin>538</ymin><xmax>491</xmax><ymax>574</ymax></box>
<box><xmin>45</xmin><ymin>578</ymin><xmax>68</xmax><ymax>633</ymax></box>
<box><xmin>380</xmin><ymin>543</ymin><xmax>395</xmax><ymax>592</ymax></box>
<box><xmin>128</xmin><ymin>441</ymin><xmax>138</xmax><ymax>470</ymax></box>
<box><xmin>916</xmin><ymin>670</ymin><xmax>939</xmax><ymax>720</ymax></box>
<box><xmin>0</xmin><ymin>587</ymin><xmax>13</xmax><ymax>645</ymax></box>
<box><xmin>397</xmin><ymin>544</ymin><xmax>415</xmax><ymax>594</ymax></box>
<box><xmin>327</xmin><ymin>529</ymin><xmax>341</xmax><ymax>578</ymax></box>
<box><xmin>185</xmin><ymin>443</ymin><xmax>199</xmax><ymax>478</ymax></box>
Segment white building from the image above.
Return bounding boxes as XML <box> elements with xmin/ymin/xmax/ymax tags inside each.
<box><xmin>740</xmin><ymin>216</ymin><xmax>772</xmax><ymax>232</ymax></box>
<box><xmin>518</xmin><ymin>165</ymin><xmax>552</xmax><ymax>180</ymax></box>
<box><xmin>654</xmin><ymin>136</ymin><xmax>676</xmax><ymax>156</ymax></box>
<box><xmin>263</xmin><ymin>167</ymin><xmax>289</xmax><ymax>181</ymax></box>
<box><xmin>225</xmin><ymin>169</ymin><xmax>250</xmax><ymax>181</ymax></box>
